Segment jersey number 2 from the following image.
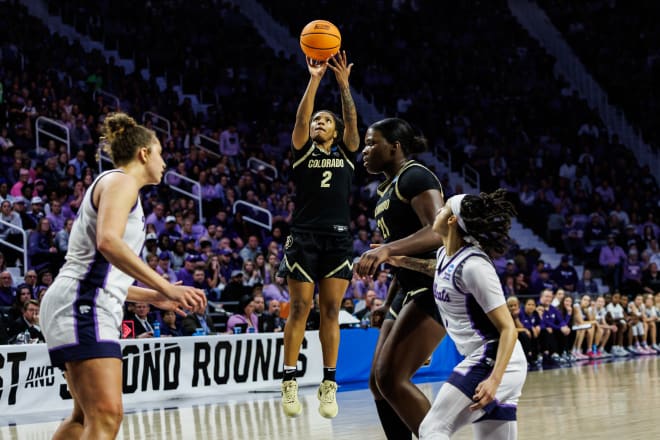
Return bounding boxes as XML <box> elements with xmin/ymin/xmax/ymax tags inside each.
<box><xmin>320</xmin><ymin>171</ymin><xmax>332</xmax><ymax>188</ymax></box>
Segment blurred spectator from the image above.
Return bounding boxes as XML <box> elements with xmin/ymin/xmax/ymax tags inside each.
<box><xmin>192</xmin><ymin>268</ymin><xmax>211</xmax><ymax>295</ymax></box>
<box><xmin>131</xmin><ymin>302</ymin><xmax>155</xmax><ymax>339</ymax></box>
<box><xmin>182</xmin><ymin>307</ymin><xmax>216</xmax><ymax>336</ymax></box>
<box><xmin>0</xmin><ymin>271</ymin><xmax>16</xmax><ymax>306</ymax></box>
<box><xmin>55</xmin><ymin>218</ymin><xmax>74</xmax><ymax>253</ymax></box>
<box><xmin>340</xmin><ymin>298</ymin><xmax>355</xmax><ymax>315</ymax></box>
<box><xmin>531</xmin><ymin>264</ymin><xmax>556</xmax><ymax>296</ymax></box>
<box><xmin>28</xmin><ymin>196</ymin><xmax>45</xmax><ymax>227</ymax></box>
<box><xmin>259</xmin><ymin>299</ymin><xmax>285</xmax><ymax>333</ymax></box>
<box><xmin>46</xmin><ymin>199</ymin><xmax>66</xmax><ymax>233</ymax></box>
<box><xmin>141</xmin><ymin>233</ymin><xmax>161</xmax><ymax>260</ymax></box>
<box><xmin>538</xmin><ymin>289</ymin><xmax>568</xmax><ymax>364</ymax></box>
<box><xmin>606</xmin><ymin>292</ymin><xmax>628</xmax><ymax>357</ymax></box>
<box><xmin>28</xmin><ymin>217</ymin><xmax>61</xmax><ymax>271</ymax></box>
<box><xmin>354</xmin><ymin>290</ymin><xmax>376</xmax><ymax>315</ymax></box>
<box><xmin>37</xmin><ymin>268</ymin><xmax>53</xmax><ymax>291</ymax></box>
<box><xmin>223</xmin><ymin>270</ymin><xmax>251</xmax><ymax>303</ymax></box>
<box><xmin>552</xmin><ymin>256</ymin><xmax>579</xmax><ymax>293</ymax></box>
<box><xmin>251</xmin><ymin>291</ymin><xmax>265</xmax><ymax>321</ymax></box>
<box><xmin>226</xmin><ymin>295</ymin><xmax>258</xmax><ymax>334</ymax></box>
<box><xmin>372</xmin><ymin>270</ymin><xmax>390</xmax><ymax>300</ymax></box>
<box><xmin>576</xmin><ymin>269</ymin><xmax>599</xmax><ymax>295</ymax></box>
<box><xmin>599</xmin><ymin>234</ymin><xmax>627</xmax><ymax>290</ymax></box>
<box><xmin>145</xmin><ymin>203</ymin><xmax>166</xmax><ymax>233</ymax></box>
<box><xmin>155</xmin><ymin>252</ymin><xmax>177</xmax><ymax>284</ymax></box>
<box><xmin>353</xmin><ymin>229</ymin><xmax>371</xmax><ymax>257</ymax></box>
<box><xmin>176</xmin><ymin>254</ymin><xmax>198</xmax><ymax>286</ymax></box>
<box><xmin>22</xmin><ymin>270</ymin><xmax>38</xmax><ymax>298</ymax></box>
<box><xmin>8</xmin><ymin>284</ymin><xmax>32</xmax><ymax>322</ymax></box>
<box><xmin>642</xmin><ymin>263</ymin><xmax>660</xmax><ymax>294</ymax></box>
<box><xmin>8</xmin><ymin>299</ymin><xmax>44</xmax><ymax>343</ymax></box>
<box><xmin>160</xmin><ymin>309</ymin><xmax>183</xmax><ymax>337</ymax></box>
<box><xmin>239</xmin><ymin>235</ymin><xmax>262</xmax><ymax>262</ymax></box>
<box><xmin>242</xmin><ymin>259</ymin><xmax>264</xmax><ymax>287</ymax></box>
<box><xmin>0</xmin><ymin>199</ymin><xmax>23</xmax><ymax>265</ymax></box>
<box><xmin>519</xmin><ymin>297</ymin><xmax>542</xmax><ymax>364</ymax></box>
<box><xmin>621</xmin><ymin>250</ymin><xmax>644</xmax><ymax>296</ymax></box>
<box><xmin>263</xmin><ymin>277</ymin><xmax>290</xmax><ymax>303</ymax></box>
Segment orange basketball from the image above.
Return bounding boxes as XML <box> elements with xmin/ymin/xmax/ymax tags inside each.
<box><xmin>300</xmin><ymin>20</ymin><xmax>341</xmax><ymax>61</ymax></box>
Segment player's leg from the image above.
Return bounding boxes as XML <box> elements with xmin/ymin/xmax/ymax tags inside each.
<box><xmin>418</xmin><ymin>383</ymin><xmax>483</xmax><ymax>440</ymax></box>
<box><xmin>64</xmin><ymin>358</ymin><xmax>123</xmax><ymax>440</ymax></box>
<box><xmin>52</xmin><ymin>372</ymin><xmax>85</xmax><ymax>440</ymax></box>
<box><xmin>573</xmin><ymin>328</ymin><xmax>585</xmax><ymax>357</ymax></box>
<box><xmin>316</xmin><ymin>276</ymin><xmax>350</xmax><ymax>418</ymax></box>
<box><xmin>375</xmin><ymin>300</ymin><xmax>445</xmax><ymax>436</ymax></box>
<box><xmin>371</xmin><ymin>296</ymin><xmax>413</xmax><ymax>440</ymax></box>
<box><xmin>473</xmin><ymin>420</ymin><xmax>518</xmax><ymax>440</ymax></box>
<box><xmin>281</xmin><ymin>278</ymin><xmax>315</xmax><ymax>417</ymax></box>
<box><xmin>370</xmin><ymin>319</ymin><xmax>393</xmax><ymax>400</ymax></box>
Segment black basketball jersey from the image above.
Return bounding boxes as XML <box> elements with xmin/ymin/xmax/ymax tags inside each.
<box><xmin>375</xmin><ymin>160</ymin><xmax>443</xmax><ymax>289</ymax></box>
<box><xmin>290</xmin><ymin>139</ymin><xmax>356</xmax><ymax>234</ymax></box>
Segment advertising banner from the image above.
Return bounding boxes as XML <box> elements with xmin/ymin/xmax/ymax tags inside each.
<box><xmin>0</xmin><ymin>332</ymin><xmax>322</xmax><ymax>415</ymax></box>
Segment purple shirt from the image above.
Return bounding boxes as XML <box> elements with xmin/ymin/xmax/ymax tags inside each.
<box><xmin>47</xmin><ymin>212</ymin><xmax>66</xmax><ymax>232</ymax></box>
<box><xmin>623</xmin><ymin>261</ymin><xmax>643</xmax><ymax>282</ymax></box>
<box><xmin>226</xmin><ymin>313</ymin><xmax>259</xmax><ymax>333</ymax></box>
<box><xmin>145</xmin><ymin>213</ymin><xmax>166</xmax><ymax>234</ymax></box>
<box><xmin>263</xmin><ymin>283</ymin><xmax>290</xmax><ymax>303</ymax></box>
<box><xmin>519</xmin><ymin>311</ymin><xmax>541</xmax><ymax>330</ymax></box>
<box><xmin>540</xmin><ymin>305</ymin><xmax>562</xmax><ymax>330</ymax></box>
<box><xmin>176</xmin><ymin>268</ymin><xmax>194</xmax><ymax>286</ymax></box>
<box><xmin>599</xmin><ymin>245</ymin><xmax>627</xmax><ymax>266</ymax></box>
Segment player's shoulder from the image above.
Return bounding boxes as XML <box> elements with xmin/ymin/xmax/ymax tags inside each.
<box><xmin>399</xmin><ymin>160</ymin><xmax>438</xmax><ymax>180</ymax></box>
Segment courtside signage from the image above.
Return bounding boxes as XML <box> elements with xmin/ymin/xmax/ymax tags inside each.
<box><xmin>0</xmin><ymin>332</ymin><xmax>322</xmax><ymax>415</ymax></box>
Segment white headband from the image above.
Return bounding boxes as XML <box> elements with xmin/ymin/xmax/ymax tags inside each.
<box><xmin>448</xmin><ymin>195</ymin><xmax>468</xmax><ymax>233</ymax></box>
<box><xmin>448</xmin><ymin>194</ymin><xmax>481</xmax><ymax>248</ymax></box>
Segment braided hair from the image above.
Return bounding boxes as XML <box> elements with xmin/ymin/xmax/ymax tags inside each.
<box><xmin>459</xmin><ymin>189</ymin><xmax>516</xmax><ymax>256</ymax></box>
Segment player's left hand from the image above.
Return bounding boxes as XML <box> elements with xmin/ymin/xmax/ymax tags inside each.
<box><xmin>150</xmin><ymin>296</ymin><xmax>188</xmax><ymax>317</ymax></box>
<box><xmin>356</xmin><ymin>243</ymin><xmax>391</xmax><ymax>277</ymax></box>
<box><xmin>327</xmin><ymin>50</ymin><xmax>353</xmax><ymax>88</ymax></box>
<box><xmin>470</xmin><ymin>376</ymin><xmax>500</xmax><ymax>411</ymax></box>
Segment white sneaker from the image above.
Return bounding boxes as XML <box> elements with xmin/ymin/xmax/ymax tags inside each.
<box><xmin>317</xmin><ymin>380</ymin><xmax>339</xmax><ymax>418</ymax></box>
<box><xmin>281</xmin><ymin>380</ymin><xmax>302</xmax><ymax>417</ymax></box>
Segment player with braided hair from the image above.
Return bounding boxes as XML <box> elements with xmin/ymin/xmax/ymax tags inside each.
<box><xmin>387</xmin><ymin>189</ymin><xmax>526</xmax><ymax>440</ymax></box>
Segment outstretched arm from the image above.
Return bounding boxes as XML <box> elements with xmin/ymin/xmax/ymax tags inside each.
<box><xmin>328</xmin><ymin>51</ymin><xmax>359</xmax><ymax>152</ymax></box>
<box><xmin>292</xmin><ymin>58</ymin><xmax>328</xmax><ymax>149</ymax></box>
<box><xmin>387</xmin><ymin>255</ymin><xmax>436</xmax><ymax>278</ymax></box>
<box><xmin>356</xmin><ymin>188</ymin><xmax>443</xmax><ymax>276</ymax></box>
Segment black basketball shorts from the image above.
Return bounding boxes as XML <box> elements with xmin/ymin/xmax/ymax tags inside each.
<box><xmin>277</xmin><ymin>230</ymin><xmax>353</xmax><ymax>282</ymax></box>
<box><xmin>385</xmin><ymin>286</ymin><xmax>442</xmax><ymax>324</ymax></box>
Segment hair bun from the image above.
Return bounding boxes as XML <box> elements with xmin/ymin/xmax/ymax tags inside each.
<box><xmin>103</xmin><ymin>113</ymin><xmax>137</xmax><ymax>143</ymax></box>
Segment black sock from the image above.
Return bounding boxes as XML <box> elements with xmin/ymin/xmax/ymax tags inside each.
<box><xmin>283</xmin><ymin>368</ymin><xmax>297</xmax><ymax>382</ymax></box>
<box><xmin>375</xmin><ymin>399</ymin><xmax>412</xmax><ymax>440</ymax></box>
<box><xmin>323</xmin><ymin>367</ymin><xmax>336</xmax><ymax>382</ymax></box>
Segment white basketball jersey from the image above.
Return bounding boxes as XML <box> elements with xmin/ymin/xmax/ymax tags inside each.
<box><xmin>433</xmin><ymin>245</ymin><xmax>506</xmax><ymax>357</ymax></box>
<box><xmin>57</xmin><ymin>170</ymin><xmax>145</xmax><ymax>304</ymax></box>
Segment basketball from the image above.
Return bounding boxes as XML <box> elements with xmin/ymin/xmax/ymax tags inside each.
<box><xmin>300</xmin><ymin>20</ymin><xmax>341</xmax><ymax>61</ymax></box>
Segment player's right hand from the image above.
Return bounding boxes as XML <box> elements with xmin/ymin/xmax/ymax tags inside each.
<box><xmin>165</xmin><ymin>284</ymin><xmax>207</xmax><ymax>313</ymax></box>
<box><xmin>356</xmin><ymin>243</ymin><xmax>391</xmax><ymax>277</ymax></box>
<box><xmin>306</xmin><ymin>57</ymin><xmax>328</xmax><ymax>78</ymax></box>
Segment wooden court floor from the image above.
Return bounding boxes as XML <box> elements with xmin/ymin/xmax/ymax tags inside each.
<box><xmin>2</xmin><ymin>356</ymin><xmax>660</xmax><ymax>439</ymax></box>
